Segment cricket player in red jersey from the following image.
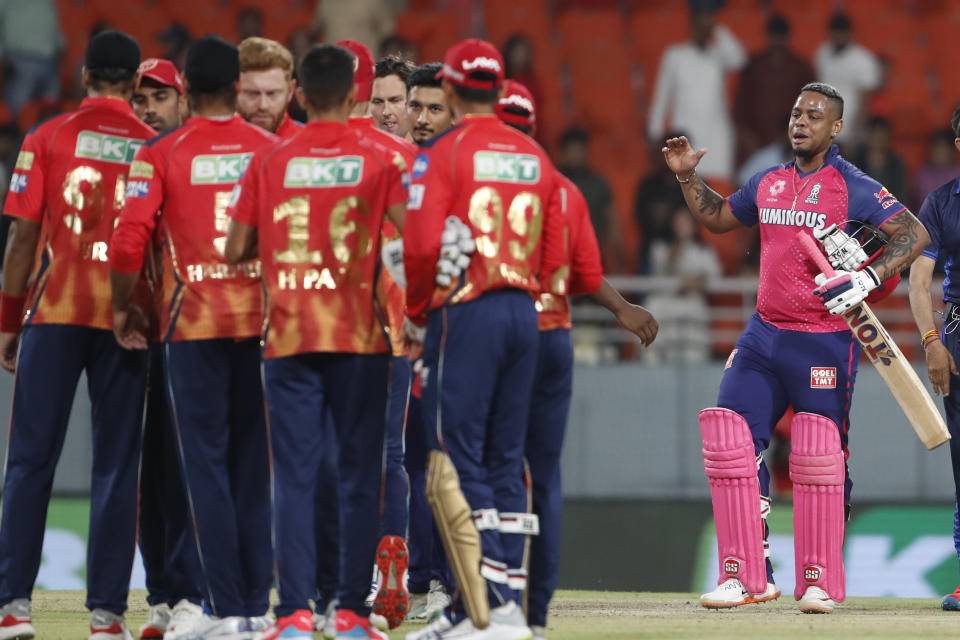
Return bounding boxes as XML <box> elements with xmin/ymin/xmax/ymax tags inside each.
<box><xmin>129</xmin><ymin>57</ymin><xmax>207</xmax><ymax>640</ymax></box>
<box><xmin>223</xmin><ymin>43</ymin><xmax>407</xmax><ymax>640</ymax></box>
<box><xmin>238</xmin><ymin>37</ymin><xmax>303</xmax><ymax>139</ymax></box>
<box><xmin>0</xmin><ymin>30</ymin><xmax>153</xmax><ymax>640</ymax></box>
<box><xmin>109</xmin><ymin>35</ymin><xmax>277</xmax><ymax>639</ymax></box>
<box><xmin>337</xmin><ymin>38</ymin><xmax>418</xmax><ymax>630</ymax></box>
<box><xmin>403</xmin><ymin>39</ymin><xmax>566</xmax><ymax>639</ymax></box>
<box><xmin>493</xmin><ymin>79</ymin><xmax>657</xmax><ymax>640</ymax></box>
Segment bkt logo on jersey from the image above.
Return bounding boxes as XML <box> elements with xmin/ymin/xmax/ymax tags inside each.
<box><xmin>75</xmin><ymin>131</ymin><xmax>143</xmax><ymax>164</ymax></box>
<box><xmin>283</xmin><ymin>156</ymin><xmax>364</xmax><ymax>188</ymax></box>
<box><xmin>473</xmin><ymin>151</ymin><xmax>539</xmax><ymax>184</ymax></box>
<box><xmin>191</xmin><ymin>153</ymin><xmax>253</xmax><ymax>185</ymax></box>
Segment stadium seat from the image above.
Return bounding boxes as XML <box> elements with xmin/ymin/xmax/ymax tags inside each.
<box><xmin>627</xmin><ymin>8</ymin><xmax>687</xmax><ymax>84</ymax></box>
<box><xmin>483</xmin><ymin>0</ymin><xmax>552</xmax><ymax>62</ymax></box>
<box><xmin>394</xmin><ymin>10</ymin><xmax>460</xmax><ymax>64</ymax></box>
<box><xmin>715</xmin><ymin>7</ymin><xmax>767</xmax><ymax>54</ymax></box>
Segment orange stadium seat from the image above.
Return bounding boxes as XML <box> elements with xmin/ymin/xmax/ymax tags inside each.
<box><xmin>394</xmin><ymin>10</ymin><xmax>460</xmax><ymax>64</ymax></box>
<box><xmin>627</xmin><ymin>8</ymin><xmax>687</xmax><ymax>82</ymax></box>
<box><xmin>715</xmin><ymin>7</ymin><xmax>767</xmax><ymax>54</ymax></box>
<box><xmin>483</xmin><ymin>0</ymin><xmax>552</xmax><ymax>61</ymax></box>
<box><xmin>556</xmin><ymin>9</ymin><xmax>626</xmax><ymax>63</ymax></box>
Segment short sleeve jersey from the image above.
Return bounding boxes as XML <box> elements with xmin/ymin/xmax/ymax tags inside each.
<box><xmin>4</xmin><ymin>97</ymin><xmax>155</xmax><ymax>330</ymax></box>
<box><xmin>348</xmin><ymin>117</ymin><xmax>415</xmax><ymax>356</ymax></box>
<box><xmin>109</xmin><ymin>115</ymin><xmax>278</xmax><ymax>342</ymax></box>
<box><xmin>917</xmin><ymin>177</ymin><xmax>960</xmax><ymax>304</ymax></box>
<box><xmin>227</xmin><ymin>120</ymin><xmax>408</xmax><ymax>359</ymax></box>
<box><xmin>404</xmin><ymin>114</ymin><xmax>565</xmax><ymax>324</ymax></box>
<box><xmin>275</xmin><ymin>114</ymin><xmax>304</xmax><ymax>140</ymax></box>
<box><xmin>537</xmin><ymin>173</ymin><xmax>603</xmax><ymax>331</ymax></box>
<box><xmin>726</xmin><ymin>145</ymin><xmax>904</xmax><ymax>332</ymax></box>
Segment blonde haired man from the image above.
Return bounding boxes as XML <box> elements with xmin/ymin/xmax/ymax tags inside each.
<box><xmin>237</xmin><ymin>36</ymin><xmax>302</xmax><ymax>137</ymax></box>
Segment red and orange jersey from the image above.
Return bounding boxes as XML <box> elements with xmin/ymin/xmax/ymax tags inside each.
<box><xmin>275</xmin><ymin>113</ymin><xmax>304</xmax><ymax>140</ymax></box>
<box><xmin>4</xmin><ymin>97</ymin><xmax>156</xmax><ymax>330</ymax></box>
<box><xmin>404</xmin><ymin>114</ymin><xmax>565</xmax><ymax>325</ymax></box>
<box><xmin>109</xmin><ymin>114</ymin><xmax>278</xmax><ymax>342</ymax></box>
<box><xmin>348</xmin><ymin>116</ymin><xmax>415</xmax><ymax>355</ymax></box>
<box><xmin>227</xmin><ymin>120</ymin><xmax>408</xmax><ymax>359</ymax></box>
<box><xmin>536</xmin><ymin>173</ymin><xmax>604</xmax><ymax>331</ymax></box>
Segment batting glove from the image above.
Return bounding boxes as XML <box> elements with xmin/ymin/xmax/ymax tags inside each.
<box><xmin>381</xmin><ymin>238</ymin><xmax>405</xmax><ymax>289</ymax></box>
<box><xmin>436</xmin><ymin>216</ymin><xmax>474</xmax><ymax>287</ymax></box>
<box><xmin>813</xmin><ymin>266</ymin><xmax>880</xmax><ymax>314</ymax></box>
<box><xmin>403</xmin><ymin>316</ymin><xmax>426</xmax><ymax>343</ymax></box>
<box><xmin>815</xmin><ymin>224</ymin><xmax>869</xmax><ymax>271</ymax></box>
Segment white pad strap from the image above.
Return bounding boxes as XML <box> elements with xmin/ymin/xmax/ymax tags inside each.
<box><xmin>498</xmin><ymin>512</ymin><xmax>539</xmax><ymax>535</ymax></box>
<box><xmin>480</xmin><ymin>557</ymin><xmax>508</xmax><ymax>584</ymax></box>
<box><xmin>506</xmin><ymin>568</ymin><xmax>528</xmax><ymax>590</ymax></box>
<box><xmin>473</xmin><ymin>509</ymin><xmax>500</xmax><ymax>531</ymax></box>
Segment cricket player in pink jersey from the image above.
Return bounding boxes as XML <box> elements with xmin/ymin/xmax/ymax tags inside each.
<box><xmin>663</xmin><ymin>82</ymin><xmax>929</xmax><ymax>613</ymax></box>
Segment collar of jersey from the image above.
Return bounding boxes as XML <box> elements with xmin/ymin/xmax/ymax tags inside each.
<box><xmin>185</xmin><ymin>114</ymin><xmax>243</xmax><ymax>126</ymax></box>
<box><xmin>786</xmin><ymin>143</ymin><xmax>840</xmax><ymax>175</ymax></box>
<box><xmin>459</xmin><ymin>113</ymin><xmax>498</xmax><ymax>123</ymax></box>
<box><xmin>81</xmin><ymin>96</ymin><xmax>136</xmax><ymax>115</ymax></box>
<box><xmin>348</xmin><ymin>116</ymin><xmax>375</xmax><ymax>129</ymax></box>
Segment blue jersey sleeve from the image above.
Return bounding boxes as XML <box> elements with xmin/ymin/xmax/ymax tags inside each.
<box><xmin>840</xmin><ymin>161</ymin><xmax>906</xmax><ymax>227</ymax></box>
<box><xmin>726</xmin><ymin>167</ymin><xmax>773</xmax><ymax>227</ymax></box>
<box><xmin>917</xmin><ymin>190</ymin><xmax>942</xmax><ymax>261</ymax></box>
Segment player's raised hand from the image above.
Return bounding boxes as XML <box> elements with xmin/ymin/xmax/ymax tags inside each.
<box><xmin>661</xmin><ymin>136</ymin><xmax>707</xmax><ymax>178</ymax></box>
<box><xmin>112</xmin><ymin>305</ymin><xmax>149</xmax><ymax>350</ymax></box>
<box><xmin>615</xmin><ymin>304</ymin><xmax>659</xmax><ymax>347</ymax></box>
<box><xmin>924</xmin><ymin>339</ymin><xmax>958</xmax><ymax>396</ymax></box>
<box><xmin>0</xmin><ymin>332</ymin><xmax>19</xmax><ymax>373</ymax></box>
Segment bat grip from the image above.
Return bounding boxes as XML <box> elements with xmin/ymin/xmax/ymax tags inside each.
<box><xmin>798</xmin><ymin>232</ymin><xmax>837</xmax><ymax>278</ymax></box>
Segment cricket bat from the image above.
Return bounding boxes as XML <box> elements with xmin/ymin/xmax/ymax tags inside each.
<box><xmin>799</xmin><ymin>232</ymin><xmax>950</xmax><ymax>450</ymax></box>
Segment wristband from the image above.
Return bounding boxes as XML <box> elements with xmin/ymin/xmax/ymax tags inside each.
<box><xmin>675</xmin><ymin>172</ymin><xmax>694</xmax><ymax>184</ymax></box>
<box><xmin>0</xmin><ymin>292</ymin><xmax>26</xmax><ymax>333</ymax></box>
<box><xmin>923</xmin><ymin>334</ymin><xmax>941</xmax><ymax>350</ymax></box>
<box><xmin>921</xmin><ymin>329</ymin><xmax>939</xmax><ymax>345</ymax></box>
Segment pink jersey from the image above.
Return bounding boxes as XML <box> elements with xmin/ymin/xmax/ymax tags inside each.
<box><xmin>727</xmin><ymin>145</ymin><xmax>904</xmax><ymax>332</ymax></box>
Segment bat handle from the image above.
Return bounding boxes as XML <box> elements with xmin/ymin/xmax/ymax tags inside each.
<box><xmin>797</xmin><ymin>232</ymin><xmax>836</xmax><ymax>278</ymax></box>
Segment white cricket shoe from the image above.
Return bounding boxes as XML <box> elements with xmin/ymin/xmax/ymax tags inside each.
<box><xmin>89</xmin><ymin>609</ymin><xmax>134</xmax><ymax>640</ymax></box>
<box><xmin>530</xmin><ymin>625</ymin><xmax>546</xmax><ymax>640</ymax></box>
<box><xmin>164</xmin><ymin>600</ymin><xmax>205</xmax><ymax>639</ymax></box>
<box><xmin>799</xmin><ymin>586</ymin><xmax>835</xmax><ymax>614</ymax></box>
<box><xmin>246</xmin><ymin>614</ymin><xmax>274</xmax><ymax>634</ymax></box>
<box><xmin>141</xmin><ymin>603</ymin><xmax>172</xmax><ymax>639</ymax></box>
<box><xmin>699</xmin><ymin>578</ymin><xmax>780</xmax><ymax>609</ymax></box>
<box><xmin>314</xmin><ymin>600</ymin><xmax>337</xmax><ymax>639</ymax></box>
<box><xmin>406</xmin><ymin>592</ymin><xmax>429</xmax><ymax>622</ymax></box>
<box><xmin>0</xmin><ymin>599</ymin><xmax>34</xmax><ymax>640</ymax></box>
<box><xmin>171</xmin><ymin>615</ymin><xmax>254</xmax><ymax>639</ymax></box>
<box><xmin>437</xmin><ymin>602</ymin><xmax>531</xmax><ymax>640</ymax></box>
<box><xmin>369</xmin><ymin>612</ymin><xmax>389</xmax><ymax>632</ymax></box>
<box><xmin>425</xmin><ymin>580</ymin><xmax>451</xmax><ymax>620</ymax></box>
<box><xmin>404</xmin><ymin>614</ymin><xmax>452</xmax><ymax>640</ymax></box>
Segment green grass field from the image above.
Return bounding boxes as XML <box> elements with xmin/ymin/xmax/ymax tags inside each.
<box><xmin>26</xmin><ymin>589</ymin><xmax>960</xmax><ymax>639</ymax></box>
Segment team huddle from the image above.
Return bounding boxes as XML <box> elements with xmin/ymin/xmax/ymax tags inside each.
<box><xmin>0</xmin><ymin>14</ymin><xmax>955</xmax><ymax>640</ymax></box>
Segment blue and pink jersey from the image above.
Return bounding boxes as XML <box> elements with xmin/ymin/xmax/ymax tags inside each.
<box><xmin>727</xmin><ymin>145</ymin><xmax>904</xmax><ymax>333</ymax></box>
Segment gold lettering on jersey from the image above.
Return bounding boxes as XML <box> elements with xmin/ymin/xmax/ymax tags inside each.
<box><xmin>114</xmin><ymin>173</ymin><xmax>127</xmax><ymax>211</ymax></box>
<box><xmin>274</xmin><ymin>196</ymin><xmax>323</xmax><ymax>264</ymax></box>
<box><xmin>62</xmin><ymin>166</ymin><xmax>105</xmax><ymax>234</ymax></box>
<box><xmin>186</xmin><ymin>261</ymin><xmax>261</xmax><ymax>283</ymax></box>
<box><xmin>278</xmin><ymin>268</ymin><xmax>298</xmax><ymax>290</ymax></box>
<box><xmin>330</xmin><ymin>196</ymin><xmax>372</xmax><ymax>264</ymax></box>
<box><xmin>303</xmin><ymin>267</ymin><xmax>337</xmax><ymax>290</ymax></box>
<box><xmin>550</xmin><ymin>265</ymin><xmax>569</xmax><ymax>296</ymax></box>
<box><xmin>79</xmin><ymin>241</ymin><xmax>109</xmax><ymax>262</ymax></box>
<box><xmin>212</xmin><ymin>191</ymin><xmax>233</xmax><ymax>255</ymax></box>
<box><xmin>15</xmin><ymin>151</ymin><xmax>34</xmax><ymax>171</ymax></box>
<box><xmin>468</xmin><ymin>187</ymin><xmax>503</xmax><ymax>258</ymax></box>
<box><xmin>536</xmin><ymin>292</ymin><xmax>561</xmax><ymax>313</ymax></box>
<box><xmin>506</xmin><ymin>192</ymin><xmax>542</xmax><ymax>260</ymax></box>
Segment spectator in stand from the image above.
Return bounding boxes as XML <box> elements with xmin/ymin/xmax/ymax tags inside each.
<box><xmin>0</xmin><ymin>0</ymin><xmax>64</xmax><ymax>120</ymax></box>
<box><xmin>236</xmin><ymin>7</ymin><xmax>264</xmax><ymax>42</ymax></box>
<box><xmin>642</xmin><ymin>206</ymin><xmax>721</xmax><ymax>364</ymax></box>
<box><xmin>647</xmin><ymin>3</ymin><xmax>745</xmax><ymax>183</ymax></box>
<box><xmin>378</xmin><ymin>35</ymin><xmax>418</xmax><ymax>63</ymax></box>
<box><xmin>558</xmin><ymin>127</ymin><xmax>621</xmax><ymax>270</ymax></box>
<box><xmin>734</xmin><ymin>14</ymin><xmax>814</xmax><ymax>165</ymax></box>
<box><xmin>850</xmin><ymin>116</ymin><xmax>907</xmax><ymax>202</ymax></box>
<box><xmin>634</xmin><ymin>133</ymin><xmax>688</xmax><ymax>272</ymax></box>
<box><xmin>814</xmin><ymin>11</ymin><xmax>881</xmax><ymax>144</ymax></box>
<box><xmin>913</xmin><ymin>129</ymin><xmax>960</xmax><ymax>208</ymax></box>
<box><xmin>315</xmin><ymin>0</ymin><xmax>397</xmax><ymax>53</ymax></box>
<box><xmin>502</xmin><ymin>34</ymin><xmax>544</xmax><ymax>140</ymax></box>
<box><xmin>158</xmin><ymin>23</ymin><xmax>192</xmax><ymax>71</ymax></box>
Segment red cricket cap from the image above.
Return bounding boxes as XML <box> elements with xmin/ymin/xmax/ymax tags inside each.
<box><xmin>336</xmin><ymin>39</ymin><xmax>375</xmax><ymax>102</ymax></box>
<box><xmin>137</xmin><ymin>58</ymin><xmax>184</xmax><ymax>95</ymax></box>
<box><xmin>437</xmin><ymin>38</ymin><xmax>504</xmax><ymax>90</ymax></box>
<box><xmin>496</xmin><ymin>79</ymin><xmax>536</xmax><ymax>128</ymax></box>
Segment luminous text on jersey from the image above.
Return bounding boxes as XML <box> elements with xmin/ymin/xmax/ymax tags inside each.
<box><xmin>283</xmin><ymin>156</ymin><xmax>364</xmax><ymax>188</ymax></box>
<box><xmin>191</xmin><ymin>153</ymin><xmax>254</xmax><ymax>185</ymax></box>
<box><xmin>759</xmin><ymin>208</ymin><xmax>827</xmax><ymax>230</ymax></box>
<box><xmin>75</xmin><ymin>131</ymin><xmax>143</xmax><ymax>164</ymax></box>
<box><xmin>473</xmin><ymin>151</ymin><xmax>540</xmax><ymax>184</ymax></box>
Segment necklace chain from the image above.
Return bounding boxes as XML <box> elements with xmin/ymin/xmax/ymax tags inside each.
<box><xmin>790</xmin><ymin>162</ymin><xmax>824</xmax><ymax>212</ymax></box>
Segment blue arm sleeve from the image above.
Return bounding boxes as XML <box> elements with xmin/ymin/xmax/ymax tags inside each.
<box><xmin>917</xmin><ymin>191</ymin><xmax>941</xmax><ymax>261</ymax></box>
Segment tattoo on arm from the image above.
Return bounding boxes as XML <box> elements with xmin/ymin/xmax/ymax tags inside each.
<box><xmin>688</xmin><ymin>174</ymin><xmax>725</xmax><ymax>219</ymax></box>
<box><xmin>871</xmin><ymin>209</ymin><xmax>924</xmax><ymax>280</ymax></box>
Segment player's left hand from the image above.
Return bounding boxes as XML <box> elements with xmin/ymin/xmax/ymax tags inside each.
<box><xmin>615</xmin><ymin>304</ymin><xmax>659</xmax><ymax>346</ymax></box>
<box><xmin>813</xmin><ymin>267</ymin><xmax>880</xmax><ymax>314</ymax></box>
<box><xmin>0</xmin><ymin>331</ymin><xmax>19</xmax><ymax>373</ymax></box>
<box><xmin>403</xmin><ymin>316</ymin><xmax>426</xmax><ymax>361</ymax></box>
<box><xmin>112</xmin><ymin>305</ymin><xmax>149</xmax><ymax>350</ymax></box>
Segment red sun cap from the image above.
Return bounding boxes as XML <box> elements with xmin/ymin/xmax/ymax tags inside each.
<box><xmin>496</xmin><ymin>79</ymin><xmax>536</xmax><ymax>127</ymax></box>
<box><xmin>138</xmin><ymin>58</ymin><xmax>184</xmax><ymax>95</ymax></box>
<box><xmin>436</xmin><ymin>38</ymin><xmax>504</xmax><ymax>90</ymax></box>
<box><xmin>336</xmin><ymin>39</ymin><xmax>375</xmax><ymax>102</ymax></box>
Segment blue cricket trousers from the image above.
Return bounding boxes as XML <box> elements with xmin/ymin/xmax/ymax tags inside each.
<box><xmin>0</xmin><ymin>324</ymin><xmax>146</xmax><ymax>614</ymax></box>
<box><xmin>382</xmin><ymin>355</ymin><xmax>410</xmax><ymax>538</ymax></box>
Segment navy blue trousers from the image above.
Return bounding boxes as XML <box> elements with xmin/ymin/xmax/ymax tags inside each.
<box><xmin>164</xmin><ymin>338</ymin><xmax>271</xmax><ymax>618</ymax></box>
<box><xmin>0</xmin><ymin>325</ymin><xmax>146</xmax><ymax>614</ymax></box>
<box><xmin>405</xmin><ymin>392</ymin><xmax>452</xmax><ymax>595</ymax></box>
<box><xmin>938</xmin><ymin>308</ymin><xmax>960</xmax><ymax>572</ymax></box>
<box><xmin>264</xmin><ymin>352</ymin><xmax>389</xmax><ymax>618</ymax></box>
<box><xmin>139</xmin><ymin>344</ymin><xmax>202</xmax><ymax>607</ymax></box>
<box><xmin>382</xmin><ymin>355</ymin><xmax>410</xmax><ymax>538</ymax></box>
<box><xmin>420</xmin><ymin>290</ymin><xmax>539</xmax><ymax>606</ymax></box>
<box><xmin>314</xmin><ymin>408</ymin><xmax>339</xmax><ymax>612</ymax></box>
<box><xmin>525</xmin><ymin>328</ymin><xmax>573</xmax><ymax>627</ymax></box>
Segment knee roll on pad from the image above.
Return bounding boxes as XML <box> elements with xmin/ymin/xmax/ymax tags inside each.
<box><xmin>699</xmin><ymin>407</ymin><xmax>766</xmax><ymax>595</ymax></box>
<box><xmin>790</xmin><ymin>412</ymin><xmax>846</xmax><ymax>602</ymax></box>
<box><xmin>425</xmin><ymin>450</ymin><xmax>490</xmax><ymax>628</ymax></box>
